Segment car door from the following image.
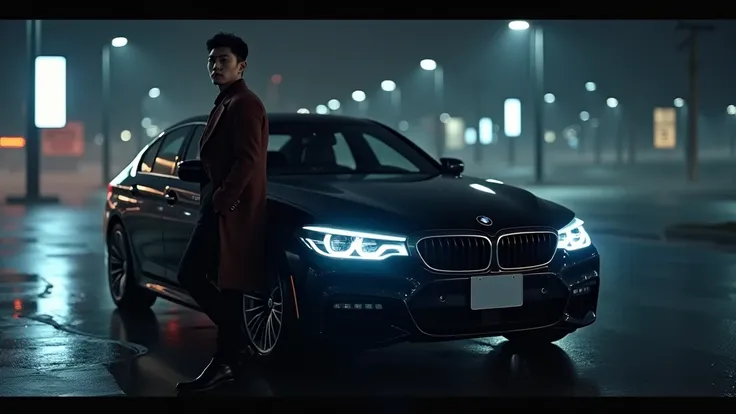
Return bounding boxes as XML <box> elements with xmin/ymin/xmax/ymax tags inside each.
<box><xmin>161</xmin><ymin>123</ymin><xmax>205</xmax><ymax>283</ymax></box>
<box><xmin>125</xmin><ymin>137</ymin><xmax>169</xmax><ymax>280</ymax></box>
<box><xmin>140</xmin><ymin>124</ymin><xmax>195</xmax><ymax>283</ymax></box>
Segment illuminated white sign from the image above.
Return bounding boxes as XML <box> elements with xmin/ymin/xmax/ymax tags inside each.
<box><xmin>35</xmin><ymin>56</ymin><xmax>67</xmax><ymax>129</ymax></box>
<box><xmin>478</xmin><ymin>117</ymin><xmax>493</xmax><ymax>144</ymax></box>
<box><xmin>504</xmin><ymin>98</ymin><xmax>521</xmax><ymax>138</ymax></box>
<box><xmin>445</xmin><ymin>117</ymin><xmax>465</xmax><ymax>150</ymax></box>
<box><xmin>464</xmin><ymin>127</ymin><xmax>477</xmax><ymax>145</ymax></box>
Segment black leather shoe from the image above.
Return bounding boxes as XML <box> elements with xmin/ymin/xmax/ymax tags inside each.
<box><xmin>176</xmin><ymin>358</ymin><xmax>238</xmax><ymax>393</ymax></box>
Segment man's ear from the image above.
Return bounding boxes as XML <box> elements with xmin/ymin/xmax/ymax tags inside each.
<box><xmin>239</xmin><ymin>61</ymin><xmax>247</xmax><ymax>77</ymax></box>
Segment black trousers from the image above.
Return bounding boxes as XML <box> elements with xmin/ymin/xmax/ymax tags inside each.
<box><xmin>176</xmin><ymin>198</ymin><xmax>244</xmax><ymax>359</ymax></box>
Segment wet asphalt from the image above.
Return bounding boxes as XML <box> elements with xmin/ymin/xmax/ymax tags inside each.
<box><xmin>1</xmin><ymin>185</ymin><xmax>736</xmax><ymax>397</ymax></box>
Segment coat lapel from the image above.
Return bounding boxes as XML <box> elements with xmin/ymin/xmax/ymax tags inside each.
<box><xmin>199</xmin><ymin>102</ymin><xmax>226</xmax><ymax>151</ymax></box>
<box><xmin>200</xmin><ymin>80</ymin><xmax>247</xmax><ymax>152</ymax></box>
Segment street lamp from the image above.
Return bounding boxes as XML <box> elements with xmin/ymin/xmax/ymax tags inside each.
<box><xmin>544</xmin><ymin>93</ymin><xmax>555</xmax><ymax>104</ymax></box>
<box><xmin>351</xmin><ymin>90</ymin><xmax>366</xmax><ymax>102</ymax></box>
<box><xmin>327</xmin><ymin>99</ymin><xmax>340</xmax><ymax>111</ymax></box>
<box><xmin>111</xmin><ymin>37</ymin><xmax>128</xmax><ymax>48</ymax></box>
<box><xmin>419</xmin><ymin>59</ymin><xmax>437</xmax><ymax>71</ymax></box>
<box><xmin>585</xmin><ymin>82</ymin><xmax>597</xmax><ymax>92</ymax></box>
<box><xmin>101</xmin><ymin>36</ymin><xmax>128</xmax><ymax>186</ymax></box>
<box><xmin>381</xmin><ymin>80</ymin><xmax>396</xmax><ymax>92</ymax></box>
<box><xmin>727</xmin><ymin>105</ymin><xmax>736</xmax><ymax>115</ymax></box>
<box><xmin>148</xmin><ymin>87</ymin><xmax>161</xmax><ymax>99</ymax></box>
<box><xmin>674</xmin><ymin>97</ymin><xmax>685</xmax><ymax>108</ymax></box>
<box><xmin>297</xmin><ymin>108</ymin><xmax>309</xmax><ymax>114</ymax></box>
<box><xmin>606</xmin><ymin>97</ymin><xmax>619</xmax><ymax>108</ymax></box>
<box><xmin>120</xmin><ymin>130</ymin><xmax>131</xmax><ymax>142</ymax></box>
<box><xmin>508</xmin><ymin>20</ymin><xmax>544</xmax><ymax>183</ymax></box>
<box><xmin>508</xmin><ymin>21</ymin><xmax>530</xmax><ymax>31</ymax></box>
<box><xmin>315</xmin><ymin>105</ymin><xmax>328</xmax><ymax>114</ymax></box>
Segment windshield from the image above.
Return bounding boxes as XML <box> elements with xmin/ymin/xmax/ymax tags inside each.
<box><xmin>267</xmin><ymin>120</ymin><xmax>441</xmax><ymax>176</ymax></box>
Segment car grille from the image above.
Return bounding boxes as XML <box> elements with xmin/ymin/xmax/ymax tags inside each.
<box><xmin>496</xmin><ymin>231</ymin><xmax>558</xmax><ymax>270</ymax></box>
<box><xmin>416</xmin><ymin>235</ymin><xmax>492</xmax><ymax>272</ymax></box>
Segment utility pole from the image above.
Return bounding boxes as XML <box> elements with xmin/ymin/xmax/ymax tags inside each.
<box><xmin>593</xmin><ymin>120</ymin><xmax>602</xmax><ymax>165</ymax></box>
<box><xmin>473</xmin><ymin>69</ymin><xmax>483</xmax><ymax>165</ymax></box>
<box><xmin>615</xmin><ymin>107</ymin><xmax>623</xmax><ymax>166</ymax></box>
<box><xmin>6</xmin><ymin>20</ymin><xmax>58</xmax><ymax>205</ymax></box>
<box><xmin>507</xmin><ymin>135</ymin><xmax>516</xmax><ymax>166</ymax></box>
<box><xmin>626</xmin><ymin>117</ymin><xmax>636</xmax><ymax>164</ymax></box>
<box><xmin>676</xmin><ymin>21</ymin><xmax>714</xmax><ymax>182</ymax></box>
<box><xmin>531</xmin><ymin>26</ymin><xmax>545</xmax><ymax>183</ymax></box>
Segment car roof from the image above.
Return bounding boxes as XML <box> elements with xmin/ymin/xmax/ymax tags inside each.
<box><xmin>171</xmin><ymin>113</ymin><xmax>378</xmax><ymax>128</ymax></box>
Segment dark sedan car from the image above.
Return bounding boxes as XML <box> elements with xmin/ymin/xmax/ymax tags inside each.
<box><xmin>103</xmin><ymin>113</ymin><xmax>599</xmax><ymax>360</ymax></box>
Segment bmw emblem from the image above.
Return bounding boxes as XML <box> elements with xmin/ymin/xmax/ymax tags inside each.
<box><xmin>476</xmin><ymin>216</ymin><xmax>493</xmax><ymax>226</ymax></box>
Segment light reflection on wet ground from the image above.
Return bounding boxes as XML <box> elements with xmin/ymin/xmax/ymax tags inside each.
<box><xmin>1</xmin><ymin>189</ymin><xmax>736</xmax><ymax>396</ymax></box>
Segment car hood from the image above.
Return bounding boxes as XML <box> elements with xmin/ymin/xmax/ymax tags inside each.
<box><xmin>269</xmin><ymin>174</ymin><xmax>574</xmax><ymax>235</ymax></box>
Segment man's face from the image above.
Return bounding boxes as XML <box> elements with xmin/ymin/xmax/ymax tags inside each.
<box><xmin>207</xmin><ymin>47</ymin><xmax>246</xmax><ymax>86</ymax></box>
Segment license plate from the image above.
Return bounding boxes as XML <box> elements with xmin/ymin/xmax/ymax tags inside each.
<box><xmin>470</xmin><ymin>274</ymin><xmax>524</xmax><ymax>310</ymax></box>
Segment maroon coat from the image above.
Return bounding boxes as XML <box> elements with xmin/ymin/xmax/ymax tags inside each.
<box><xmin>199</xmin><ymin>79</ymin><xmax>269</xmax><ymax>292</ymax></box>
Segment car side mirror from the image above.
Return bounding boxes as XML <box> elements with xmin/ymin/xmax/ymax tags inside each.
<box><xmin>440</xmin><ymin>157</ymin><xmax>464</xmax><ymax>175</ymax></box>
<box><xmin>177</xmin><ymin>159</ymin><xmax>205</xmax><ymax>183</ymax></box>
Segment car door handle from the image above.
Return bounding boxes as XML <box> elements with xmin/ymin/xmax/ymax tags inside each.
<box><xmin>164</xmin><ymin>190</ymin><xmax>178</xmax><ymax>205</ymax></box>
<box><xmin>130</xmin><ymin>184</ymin><xmax>139</xmax><ymax>194</ymax></box>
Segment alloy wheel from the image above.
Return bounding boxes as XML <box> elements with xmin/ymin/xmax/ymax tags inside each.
<box><xmin>243</xmin><ymin>278</ymin><xmax>284</xmax><ymax>355</ymax></box>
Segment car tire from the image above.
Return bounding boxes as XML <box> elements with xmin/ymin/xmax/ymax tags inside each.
<box><xmin>503</xmin><ymin>328</ymin><xmax>573</xmax><ymax>346</ymax></box>
<box><xmin>106</xmin><ymin>223</ymin><xmax>157</xmax><ymax>311</ymax></box>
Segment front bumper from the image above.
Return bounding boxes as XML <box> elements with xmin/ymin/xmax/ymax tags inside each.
<box><xmin>289</xmin><ymin>245</ymin><xmax>600</xmax><ymax>349</ymax></box>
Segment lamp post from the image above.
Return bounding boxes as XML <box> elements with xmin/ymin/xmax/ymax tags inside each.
<box><xmin>420</xmin><ymin>59</ymin><xmax>445</xmax><ymax>158</ymax></box>
<box><xmin>381</xmin><ymin>79</ymin><xmax>401</xmax><ymax>125</ymax></box>
<box><xmin>606</xmin><ymin>97</ymin><xmax>623</xmax><ymax>165</ymax></box>
<box><xmin>509</xmin><ymin>21</ymin><xmax>545</xmax><ymax>183</ymax></box>
<box><xmin>727</xmin><ymin>105</ymin><xmax>736</xmax><ymax>156</ymax></box>
<box><xmin>101</xmin><ymin>36</ymin><xmax>127</xmax><ymax>186</ymax></box>
<box><xmin>352</xmin><ymin>90</ymin><xmax>367</xmax><ymax>116</ymax></box>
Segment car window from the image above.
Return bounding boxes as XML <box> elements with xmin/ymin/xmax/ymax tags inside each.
<box><xmin>139</xmin><ymin>138</ymin><xmax>162</xmax><ymax>173</ymax></box>
<box><xmin>152</xmin><ymin>126</ymin><xmax>192</xmax><ymax>175</ymax></box>
<box><xmin>268</xmin><ymin>134</ymin><xmax>289</xmax><ymax>151</ymax></box>
<box><xmin>363</xmin><ymin>133</ymin><xmax>420</xmax><ymax>172</ymax></box>
<box><xmin>333</xmin><ymin>133</ymin><xmax>356</xmax><ymax>169</ymax></box>
<box><xmin>183</xmin><ymin>125</ymin><xmax>205</xmax><ymax>161</ymax></box>
<box><xmin>267</xmin><ymin>121</ymin><xmax>439</xmax><ymax>176</ymax></box>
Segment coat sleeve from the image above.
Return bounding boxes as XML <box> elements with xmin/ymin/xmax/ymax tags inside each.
<box><xmin>212</xmin><ymin>97</ymin><xmax>265</xmax><ymax>213</ymax></box>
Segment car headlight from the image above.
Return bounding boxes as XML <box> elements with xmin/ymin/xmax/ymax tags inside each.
<box><xmin>301</xmin><ymin>226</ymin><xmax>408</xmax><ymax>260</ymax></box>
<box><xmin>557</xmin><ymin>218</ymin><xmax>591</xmax><ymax>251</ymax></box>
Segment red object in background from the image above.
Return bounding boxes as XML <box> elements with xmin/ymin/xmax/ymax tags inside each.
<box><xmin>270</xmin><ymin>74</ymin><xmax>282</xmax><ymax>85</ymax></box>
<box><xmin>41</xmin><ymin>121</ymin><xmax>85</xmax><ymax>157</ymax></box>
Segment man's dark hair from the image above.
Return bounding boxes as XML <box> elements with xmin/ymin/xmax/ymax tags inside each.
<box><xmin>206</xmin><ymin>32</ymin><xmax>249</xmax><ymax>62</ymax></box>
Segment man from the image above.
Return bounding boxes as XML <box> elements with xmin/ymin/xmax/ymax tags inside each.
<box><xmin>176</xmin><ymin>32</ymin><xmax>269</xmax><ymax>393</ymax></box>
